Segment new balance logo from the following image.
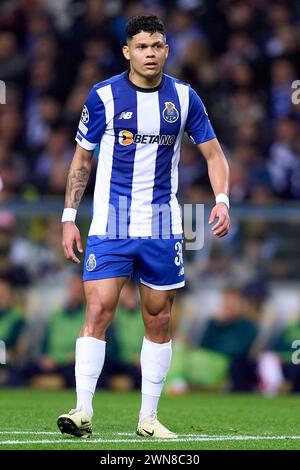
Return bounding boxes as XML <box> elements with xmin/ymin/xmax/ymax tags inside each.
<box><xmin>119</xmin><ymin>112</ymin><xmax>133</xmax><ymax>119</ymax></box>
<box><xmin>178</xmin><ymin>267</ymin><xmax>185</xmax><ymax>276</ymax></box>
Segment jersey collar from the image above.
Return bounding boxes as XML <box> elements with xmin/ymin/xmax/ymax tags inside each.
<box><xmin>124</xmin><ymin>70</ymin><xmax>165</xmax><ymax>93</ymax></box>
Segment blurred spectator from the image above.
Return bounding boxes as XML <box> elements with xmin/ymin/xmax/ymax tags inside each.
<box><xmin>221</xmin><ymin>31</ymin><xmax>261</xmax><ymax>74</ymax></box>
<box><xmin>0</xmin><ymin>277</ymin><xmax>26</xmax><ymax>385</ymax></box>
<box><xmin>0</xmin><ymin>211</ymin><xmax>31</xmax><ymax>286</ymax></box>
<box><xmin>178</xmin><ymin>140</ymin><xmax>208</xmax><ymax>199</ymax></box>
<box><xmin>34</xmin><ymin>126</ymin><xmax>73</xmax><ymax>194</ymax></box>
<box><xmin>167</xmin><ymin>287</ymin><xmax>258</xmax><ymax>393</ymax></box>
<box><xmin>199</xmin><ymin>287</ymin><xmax>258</xmax><ymax>391</ymax></box>
<box><xmin>166</xmin><ymin>8</ymin><xmax>205</xmax><ymax>74</ymax></box>
<box><xmin>269</xmin><ymin>59</ymin><xmax>297</xmax><ymax>119</ymax></box>
<box><xmin>0</xmin><ymin>106</ymin><xmax>23</xmax><ymax>150</ymax></box>
<box><xmin>268</xmin><ymin>117</ymin><xmax>300</xmax><ymax>198</ymax></box>
<box><xmin>0</xmin><ymin>31</ymin><xmax>27</xmax><ymax>85</ymax></box>
<box><xmin>83</xmin><ymin>35</ymin><xmax>118</xmax><ymax>77</ymax></box>
<box><xmin>76</xmin><ymin>59</ymin><xmax>104</xmax><ymax>88</ymax></box>
<box><xmin>230</xmin><ymin>89</ymin><xmax>265</xmax><ymax>128</ymax></box>
<box><xmin>258</xmin><ymin>314</ymin><xmax>300</xmax><ymax>395</ymax></box>
<box><xmin>265</xmin><ymin>2</ymin><xmax>298</xmax><ymax>58</ymax></box>
<box><xmin>0</xmin><ymin>143</ymin><xmax>27</xmax><ymax>201</ymax></box>
<box><xmin>11</xmin><ymin>215</ymin><xmax>70</xmax><ymax>282</ymax></box>
<box><xmin>7</xmin><ymin>271</ymin><xmax>85</xmax><ymax>388</ymax></box>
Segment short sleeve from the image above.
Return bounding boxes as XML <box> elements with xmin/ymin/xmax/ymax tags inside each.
<box><xmin>185</xmin><ymin>87</ymin><xmax>216</xmax><ymax>144</ymax></box>
<box><xmin>75</xmin><ymin>86</ymin><xmax>106</xmax><ymax>150</ymax></box>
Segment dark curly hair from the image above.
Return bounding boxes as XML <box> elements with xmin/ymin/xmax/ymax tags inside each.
<box><xmin>126</xmin><ymin>15</ymin><xmax>166</xmax><ymax>41</ymax></box>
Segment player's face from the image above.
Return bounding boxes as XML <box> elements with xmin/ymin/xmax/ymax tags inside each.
<box><xmin>123</xmin><ymin>31</ymin><xmax>169</xmax><ymax>80</ymax></box>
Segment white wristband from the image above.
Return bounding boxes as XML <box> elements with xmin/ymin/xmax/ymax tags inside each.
<box><xmin>61</xmin><ymin>208</ymin><xmax>77</xmax><ymax>223</ymax></box>
<box><xmin>216</xmin><ymin>193</ymin><xmax>229</xmax><ymax>209</ymax></box>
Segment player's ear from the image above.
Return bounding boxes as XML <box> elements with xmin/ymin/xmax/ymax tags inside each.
<box><xmin>165</xmin><ymin>44</ymin><xmax>169</xmax><ymax>59</ymax></box>
<box><xmin>123</xmin><ymin>44</ymin><xmax>130</xmax><ymax>61</ymax></box>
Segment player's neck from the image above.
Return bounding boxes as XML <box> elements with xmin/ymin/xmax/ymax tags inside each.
<box><xmin>128</xmin><ymin>69</ymin><xmax>163</xmax><ymax>89</ymax></box>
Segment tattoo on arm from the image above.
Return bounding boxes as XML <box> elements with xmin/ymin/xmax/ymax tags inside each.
<box><xmin>65</xmin><ymin>166</ymin><xmax>90</xmax><ymax>209</ymax></box>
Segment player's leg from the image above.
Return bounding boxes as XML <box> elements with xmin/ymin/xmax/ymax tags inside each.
<box><xmin>76</xmin><ymin>277</ymin><xmax>127</xmax><ymax>413</ymax></box>
<box><xmin>57</xmin><ymin>276</ymin><xmax>127</xmax><ymax>438</ymax></box>
<box><xmin>137</xmin><ymin>284</ymin><xmax>178</xmax><ymax>438</ymax></box>
<box><xmin>134</xmin><ymin>236</ymin><xmax>185</xmax><ymax>438</ymax></box>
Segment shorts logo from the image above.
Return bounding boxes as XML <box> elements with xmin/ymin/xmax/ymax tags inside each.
<box><xmin>86</xmin><ymin>253</ymin><xmax>96</xmax><ymax>271</ymax></box>
<box><xmin>81</xmin><ymin>105</ymin><xmax>89</xmax><ymax>124</ymax></box>
<box><xmin>163</xmin><ymin>102</ymin><xmax>179</xmax><ymax>123</ymax></box>
<box><xmin>178</xmin><ymin>266</ymin><xmax>185</xmax><ymax>277</ymax></box>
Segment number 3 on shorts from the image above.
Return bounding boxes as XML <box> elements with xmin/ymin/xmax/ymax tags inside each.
<box><xmin>174</xmin><ymin>241</ymin><xmax>183</xmax><ymax>266</ymax></box>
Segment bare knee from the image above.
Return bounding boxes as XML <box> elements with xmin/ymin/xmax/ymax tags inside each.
<box><xmin>143</xmin><ymin>306</ymin><xmax>172</xmax><ymax>342</ymax></box>
<box><xmin>145</xmin><ymin>296</ymin><xmax>172</xmax><ymax>317</ymax></box>
<box><xmin>149</xmin><ymin>306</ymin><xmax>171</xmax><ymax>320</ymax></box>
<box><xmin>155</xmin><ymin>309</ymin><xmax>171</xmax><ymax>329</ymax></box>
<box><xmin>82</xmin><ymin>299</ymin><xmax>115</xmax><ymax>338</ymax></box>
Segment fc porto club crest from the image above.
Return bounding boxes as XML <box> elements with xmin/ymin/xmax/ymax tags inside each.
<box><xmin>86</xmin><ymin>253</ymin><xmax>96</xmax><ymax>271</ymax></box>
<box><xmin>163</xmin><ymin>101</ymin><xmax>179</xmax><ymax>123</ymax></box>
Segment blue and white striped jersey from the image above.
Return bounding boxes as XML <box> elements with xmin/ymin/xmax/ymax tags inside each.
<box><xmin>76</xmin><ymin>71</ymin><xmax>216</xmax><ymax>237</ymax></box>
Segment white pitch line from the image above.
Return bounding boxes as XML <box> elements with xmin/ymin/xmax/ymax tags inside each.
<box><xmin>1</xmin><ymin>436</ymin><xmax>300</xmax><ymax>445</ymax></box>
<box><xmin>115</xmin><ymin>432</ymin><xmax>212</xmax><ymax>437</ymax></box>
<box><xmin>0</xmin><ymin>431</ymin><xmax>59</xmax><ymax>435</ymax></box>
<box><xmin>0</xmin><ymin>431</ymin><xmax>211</xmax><ymax>437</ymax></box>
<box><xmin>0</xmin><ymin>431</ymin><xmax>104</xmax><ymax>436</ymax></box>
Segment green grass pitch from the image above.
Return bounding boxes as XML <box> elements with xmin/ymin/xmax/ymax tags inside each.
<box><xmin>0</xmin><ymin>389</ymin><xmax>300</xmax><ymax>450</ymax></box>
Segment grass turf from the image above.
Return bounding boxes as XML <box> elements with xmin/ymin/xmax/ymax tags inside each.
<box><xmin>0</xmin><ymin>389</ymin><xmax>300</xmax><ymax>450</ymax></box>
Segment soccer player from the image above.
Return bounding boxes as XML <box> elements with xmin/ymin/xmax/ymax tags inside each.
<box><xmin>57</xmin><ymin>15</ymin><xmax>230</xmax><ymax>439</ymax></box>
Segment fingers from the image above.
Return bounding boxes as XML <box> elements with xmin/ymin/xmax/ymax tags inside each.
<box><xmin>69</xmin><ymin>247</ymin><xmax>81</xmax><ymax>264</ymax></box>
<box><xmin>214</xmin><ymin>224</ymin><xmax>230</xmax><ymax>237</ymax></box>
<box><xmin>209</xmin><ymin>207</ymin><xmax>217</xmax><ymax>224</ymax></box>
<box><xmin>210</xmin><ymin>206</ymin><xmax>230</xmax><ymax>237</ymax></box>
<box><xmin>212</xmin><ymin>215</ymin><xmax>230</xmax><ymax>237</ymax></box>
<box><xmin>63</xmin><ymin>240</ymin><xmax>81</xmax><ymax>264</ymax></box>
<box><xmin>62</xmin><ymin>224</ymin><xmax>83</xmax><ymax>264</ymax></box>
<box><xmin>76</xmin><ymin>234</ymin><xmax>84</xmax><ymax>254</ymax></box>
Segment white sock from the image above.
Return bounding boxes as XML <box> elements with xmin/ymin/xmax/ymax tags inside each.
<box><xmin>76</xmin><ymin>390</ymin><xmax>94</xmax><ymax>417</ymax></box>
<box><xmin>139</xmin><ymin>337</ymin><xmax>172</xmax><ymax>421</ymax></box>
<box><xmin>75</xmin><ymin>336</ymin><xmax>106</xmax><ymax>417</ymax></box>
<box><xmin>140</xmin><ymin>394</ymin><xmax>160</xmax><ymax>421</ymax></box>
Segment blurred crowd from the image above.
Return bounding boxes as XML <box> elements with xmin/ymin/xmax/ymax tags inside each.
<box><xmin>2</xmin><ymin>269</ymin><xmax>300</xmax><ymax>396</ymax></box>
<box><xmin>1</xmin><ymin>0</ymin><xmax>300</xmax><ymax>394</ymax></box>
<box><xmin>0</xmin><ymin>208</ymin><xmax>298</xmax><ymax>396</ymax></box>
<box><xmin>0</xmin><ymin>0</ymin><xmax>300</xmax><ymax>203</ymax></box>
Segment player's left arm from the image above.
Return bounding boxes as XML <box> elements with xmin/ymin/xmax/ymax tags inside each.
<box><xmin>198</xmin><ymin>138</ymin><xmax>230</xmax><ymax>238</ymax></box>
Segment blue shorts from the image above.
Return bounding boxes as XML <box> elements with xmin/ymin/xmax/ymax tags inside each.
<box><xmin>83</xmin><ymin>236</ymin><xmax>185</xmax><ymax>290</ymax></box>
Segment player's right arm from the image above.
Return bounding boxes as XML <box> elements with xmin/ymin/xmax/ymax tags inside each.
<box><xmin>62</xmin><ymin>85</ymin><xmax>106</xmax><ymax>264</ymax></box>
<box><xmin>62</xmin><ymin>144</ymin><xmax>93</xmax><ymax>264</ymax></box>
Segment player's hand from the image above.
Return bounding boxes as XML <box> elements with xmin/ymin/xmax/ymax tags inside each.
<box><xmin>209</xmin><ymin>203</ymin><xmax>230</xmax><ymax>238</ymax></box>
<box><xmin>62</xmin><ymin>221</ymin><xmax>83</xmax><ymax>264</ymax></box>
